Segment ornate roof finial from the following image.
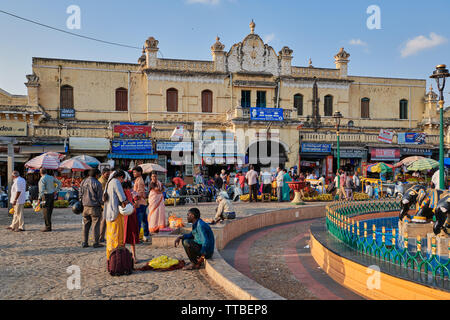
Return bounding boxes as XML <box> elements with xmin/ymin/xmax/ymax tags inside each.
<box><xmin>250</xmin><ymin>19</ymin><xmax>255</xmax><ymax>34</ymax></box>
<box><xmin>309</xmin><ymin>58</ymin><xmax>313</xmax><ymax>67</ymax></box>
<box><xmin>211</xmin><ymin>35</ymin><xmax>225</xmax><ymax>51</ymax></box>
<box><xmin>334</xmin><ymin>47</ymin><xmax>350</xmax><ymax>61</ymax></box>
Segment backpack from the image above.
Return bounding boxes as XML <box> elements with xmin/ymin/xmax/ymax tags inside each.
<box><xmin>107</xmin><ymin>247</ymin><xmax>134</xmax><ymax>276</ymax></box>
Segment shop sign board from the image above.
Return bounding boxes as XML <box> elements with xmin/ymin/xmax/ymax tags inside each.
<box><xmin>400</xmin><ymin>147</ymin><xmax>432</xmax><ymax>156</ymax></box>
<box><xmin>398</xmin><ymin>132</ymin><xmax>426</xmax><ymax>145</ymax></box>
<box><xmin>250</xmin><ymin>107</ymin><xmax>284</xmax><ymax>121</ymax></box>
<box><xmin>113</xmin><ymin>124</ymin><xmax>151</xmax><ymax>139</ymax></box>
<box><xmin>111</xmin><ymin>140</ymin><xmax>153</xmax><ymax>153</ymax></box>
<box><xmin>370</xmin><ymin>148</ymin><xmax>400</xmax><ymax>161</ymax></box>
<box><xmin>0</xmin><ymin>121</ymin><xmax>27</xmax><ymax>137</ymax></box>
<box><xmin>156</xmin><ymin>141</ymin><xmax>193</xmax><ymax>152</ymax></box>
<box><xmin>326</xmin><ymin>155</ymin><xmax>334</xmax><ymax>180</ymax></box>
<box><xmin>333</xmin><ymin>149</ymin><xmax>367</xmax><ymax>158</ymax></box>
<box><xmin>301</xmin><ymin>143</ymin><xmax>331</xmax><ymax>153</ymax></box>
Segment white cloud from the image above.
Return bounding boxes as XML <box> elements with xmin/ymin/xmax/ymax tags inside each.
<box><xmin>349</xmin><ymin>39</ymin><xmax>367</xmax><ymax>47</ymax></box>
<box><xmin>263</xmin><ymin>33</ymin><xmax>275</xmax><ymax>44</ymax></box>
<box><xmin>401</xmin><ymin>32</ymin><xmax>447</xmax><ymax>58</ymax></box>
<box><xmin>186</xmin><ymin>0</ymin><xmax>220</xmax><ymax>4</ymax></box>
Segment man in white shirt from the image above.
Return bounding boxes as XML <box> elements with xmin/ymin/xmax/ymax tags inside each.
<box><xmin>276</xmin><ymin>167</ymin><xmax>284</xmax><ymax>202</ymax></box>
<box><xmin>245</xmin><ymin>165</ymin><xmax>259</xmax><ymax>202</ymax></box>
<box><xmin>7</xmin><ymin>171</ymin><xmax>27</xmax><ymax>232</ymax></box>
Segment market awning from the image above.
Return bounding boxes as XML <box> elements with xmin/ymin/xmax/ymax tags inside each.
<box><xmin>107</xmin><ymin>153</ymin><xmax>158</xmax><ymax>160</ymax></box>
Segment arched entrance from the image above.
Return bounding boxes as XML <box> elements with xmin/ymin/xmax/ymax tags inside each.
<box><xmin>245</xmin><ymin>140</ymin><xmax>288</xmax><ymax>171</ymax></box>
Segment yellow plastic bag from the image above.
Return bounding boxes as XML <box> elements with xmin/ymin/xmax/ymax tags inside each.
<box><xmin>9</xmin><ymin>207</ymin><xmax>14</xmax><ymax>215</ymax></box>
<box><xmin>34</xmin><ymin>204</ymin><xmax>41</xmax><ymax>213</ymax></box>
<box><xmin>148</xmin><ymin>255</ymin><xmax>179</xmax><ymax>269</ymax></box>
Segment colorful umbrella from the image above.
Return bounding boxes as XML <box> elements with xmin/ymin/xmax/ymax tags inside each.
<box><xmin>42</xmin><ymin>152</ymin><xmax>66</xmax><ymax>161</ymax></box>
<box><xmin>367</xmin><ymin>162</ymin><xmax>393</xmax><ymax>173</ymax></box>
<box><xmin>72</xmin><ymin>155</ymin><xmax>100</xmax><ymax>167</ymax></box>
<box><xmin>59</xmin><ymin>158</ymin><xmax>92</xmax><ymax>172</ymax></box>
<box><xmin>393</xmin><ymin>156</ymin><xmax>426</xmax><ymax>168</ymax></box>
<box><xmin>139</xmin><ymin>163</ymin><xmax>167</xmax><ymax>173</ymax></box>
<box><xmin>407</xmin><ymin>158</ymin><xmax>439</xmax><ymax>171</ymax></box>
<box><xmin>25</xmin><ymin>153</ymin><xmax>60</xmax><ymax>169</ymax></box>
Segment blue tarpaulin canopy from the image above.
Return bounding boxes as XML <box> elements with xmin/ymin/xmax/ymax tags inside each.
<box><xmin>444</xmin><ymin>158</ymin><xmax>450</xmax><ymax>167</ymax></box>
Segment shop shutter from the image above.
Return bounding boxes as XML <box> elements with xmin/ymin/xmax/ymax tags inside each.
<box><xmin>167</xmin><ymin>88</ymin><xmax>178</xmax><ymax>112</ymax></box>
<box><xmin>202</xmin><ymin>90</ymin><xmax>213</xmax><ymax>113</ymax></box>
<box><xmin>115</xmin><ymin>88</ymin><xmax>128</xmax><ymax>111</ymax></box>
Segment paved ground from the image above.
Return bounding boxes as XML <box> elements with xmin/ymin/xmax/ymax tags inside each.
<box><xmin>221</xmin><ymin>219</ymin><xmax>364</xmax><ymax>300</ymax></box>
<box><xmin>0</xmin><ymin>207</ymin><xmax>232</xmax><ymax>300</ymax></box>
<box><xmin>0</xmin><ymin>200</ymin><xmax>331</xmax><ymax>300</ymax></box>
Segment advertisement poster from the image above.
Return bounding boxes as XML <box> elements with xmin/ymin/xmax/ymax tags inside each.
<box><xmin>398</xmin><ymin>132</ymin><xmax>426</xmax><ymax>145</ymax></box>
<box><xmin>378</xmin><ymin>129</ymin><xmax>394</xmax><ymax>143</ymax></box>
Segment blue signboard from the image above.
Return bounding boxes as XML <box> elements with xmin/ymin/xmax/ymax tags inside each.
<box><xmin>250</xmin><ymin>107</ymin><xmax>284</xmax><ymax>121</ymax></box>
<box><xmin>111</xmin><ymin>140</ymin><xmax>153</xmax><ymax>153</ymax></box>
<box><xmin>60</xmin><ymin>108</ymin><xmax>75</xmax><ymax>118</ymax></box>
<box><xmin>398</xmin><ymin>132</ymin><xmax>426</xmax><ymax>145</ymax></box>
<box><xmin>301</xmin><ymin>143</ymin><xmax>332</xmax><ymax>153</ymax></box>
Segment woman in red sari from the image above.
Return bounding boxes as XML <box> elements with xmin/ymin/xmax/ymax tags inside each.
<box><xmin>147</xmin><ymin>172</ymin><xmax>166</xmax><ymax>233</ymax></box>
<box><xmin>122</xmin><ymin>180</ymin><xmax>139</xmax><ymax>263</ymax></box>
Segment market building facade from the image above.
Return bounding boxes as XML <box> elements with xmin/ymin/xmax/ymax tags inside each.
<box><xmin>1</xmin><ymin>20</ymin><xmax>449</xmax><ymax>184</ymax></box>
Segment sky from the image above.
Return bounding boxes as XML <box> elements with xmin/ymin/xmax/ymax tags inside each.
<box><xmin>0</xmin><ymin>0</ymin><xmax>449</xmax><ymax>103</ymax></box>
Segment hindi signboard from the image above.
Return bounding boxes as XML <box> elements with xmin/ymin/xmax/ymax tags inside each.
<box><xmin>378</xmin><ymin>129</ymin><xmax>394</xmax><ymax>144</ymax></box>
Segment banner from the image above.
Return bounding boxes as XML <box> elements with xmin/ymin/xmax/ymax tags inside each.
<box><xmin>170</xmin><ymin>125</ymin><xmax>184</xmax><ymax>141</ymax></box>
<box><xmin>113</xmin><ymin>124</ymin><xmax>151</xmax><ymax>139</ymax></box>
<box><xmin>378</xmin><ymin>129</ymin><xmax>394</xmax><ymax>144</ymax></box>
<box><xmin>326</xmin><ymin>155</ymin><xmax>334</xmax><ymax>180</ymax></box>
<box><xmin>156</xmin><ymin>141</ymin><xmax>193</xmax><ymax>152</ymax></box>
<box><xmin>398</xmin><ymin>132</ymin><xmax>426</xmax><ymax>145</ymax></box>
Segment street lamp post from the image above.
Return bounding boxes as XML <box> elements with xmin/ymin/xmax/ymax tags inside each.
<box><xmin>430</xmin><ymin>64</ymin><xmax>449</xmax><ymax>190</ymax></box>
<box><xmin>333</xmin><ymin>111</ymin><xmax>343</xmax><ymax>200</ymax></box>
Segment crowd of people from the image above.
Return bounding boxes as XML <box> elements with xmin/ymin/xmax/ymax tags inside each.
<box><xmin>6</xmin><ymin>167</ymin><xmax>214</xmax><ymax>271</ymax></box>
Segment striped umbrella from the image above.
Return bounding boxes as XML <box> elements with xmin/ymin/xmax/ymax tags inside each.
<box><xmin>393</xmin><ymin>156</ymin><xmax>425</xmax><ymax>168</ymax></box>
<box><xmin>59</xmin><ymin>158</ymin><xmax>92</xmax><ymax>172</ymax></box>
<box><xmin>407</xmin><ymin>158</ymin><xmax>439</xmax><ymax>171</ymax></box>
<box><xmin>367</xmin><ymin>162</ymin><xmax>393</xmax><ymax>173</ymax></box>
<box><xmin>139</xmin><ymin>163</ymin><xmax>167</xmax><ymax>173</ymax></box>
<box><xmin>25</xmin><ymin>153</ymin><xmax>60</xmax><ymax>169</ymax></box>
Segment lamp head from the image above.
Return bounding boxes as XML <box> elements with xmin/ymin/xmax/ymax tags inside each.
<box><xmin>333</xmin><ymin>111</ymin><xmax>343</xmax><ymax>128</ymax></box>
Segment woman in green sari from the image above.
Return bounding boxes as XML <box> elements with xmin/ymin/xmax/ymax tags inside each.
<box><xmin>282</xmin><ymin>169</ymin><xmax>292</xmax><ymax>201</ymax></box>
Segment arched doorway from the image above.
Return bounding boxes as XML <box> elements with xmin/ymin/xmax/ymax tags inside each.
<box><xmin>245</xmin><ymin>140</ymin><xmax>288</xmax><ymax>171</ymax></box>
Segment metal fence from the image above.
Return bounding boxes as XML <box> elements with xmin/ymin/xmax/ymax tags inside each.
<box><xmin>325</xmin><ymin>199</ymin><xmax>450</xmax><ymax>284</ymax></box>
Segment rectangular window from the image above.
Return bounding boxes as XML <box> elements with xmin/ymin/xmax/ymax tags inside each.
<box><xmin>241</xmin><ymin>90</ymin><xmax>251</xmax><ymax>108</ymax></box>
<box><xmin>256</xmin><ymin>91</ymin><xmax>266</xmax><ymax>108</ymax></box>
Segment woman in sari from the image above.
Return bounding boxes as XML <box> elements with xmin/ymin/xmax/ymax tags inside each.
<box><xmin>282</xmin><ymin>169</ymin><xmax>292</xmax><ymax>201</ymax></box>
<box><xmin>147</xmin><ymin>172</ymin><xmax>166</xmax><ymax>233</ymax></box>
<box><xmin>103</xmin><ymin>170</ymin><xmax>128</xmax><ymax>260</ymax></box>
<box><xmin>122</xmin><ymin>180</ymin><xmax>139</xmax><ymax>264</ymax></box>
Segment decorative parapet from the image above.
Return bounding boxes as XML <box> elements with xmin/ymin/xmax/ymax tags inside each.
<box><xmin>155</xmin><ymin>59</ymin><xmax>215</xmax><ymax>73</ymax></box>
<box><xmin>291</xmin><ymin>67</ymin><xmax>340</xmax><ymax>79</ymax></box>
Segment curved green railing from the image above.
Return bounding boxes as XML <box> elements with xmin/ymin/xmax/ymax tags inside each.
<box><xmin>325</xmin><ymin>199</ymin><xmax>450</xmax><ymax>285</ymax></box>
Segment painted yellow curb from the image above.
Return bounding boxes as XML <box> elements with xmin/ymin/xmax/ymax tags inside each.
<box><xmin>310</xmin><ymin>232</ymin><xmax>450</xmax><ymax>300</ymax></box>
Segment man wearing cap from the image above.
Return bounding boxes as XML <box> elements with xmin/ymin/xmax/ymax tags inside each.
<box><xmin>7</xmin><ymin>171</ymin><xmax>27</xmax><ymax>232</ymax></box>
